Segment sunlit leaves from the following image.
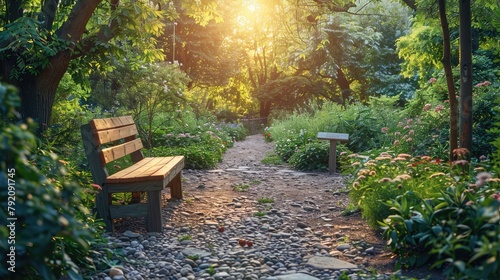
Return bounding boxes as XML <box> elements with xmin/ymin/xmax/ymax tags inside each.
<box><xmin>396</xmin><ymin>23</ymin><xmax>443</xmax><ymax>80</ymax></box>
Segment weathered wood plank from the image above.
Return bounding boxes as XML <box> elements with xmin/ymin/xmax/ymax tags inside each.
<box><xmin>107</xmin><ymin>158</ymin><xmax>155</xmax><ymax>182</ymax></box>
<box><xmin>99</xmin><ymin>138</ymin><xmax>143</xmax><ymax>164</ymax></box>
<box><xmin>110</xmin><ymin>203</ymin><xmax>148</xmax><ymax>218</ymax></box>
<box><xmin>93</xmin><ymin>124</ymin><xmax>139</xmax><ymax>145</ymax></box>
<box><xmin>124</xmin><ymin>157</ymin><xmax>169</xmax><ymax>179</ymax></box>
<box><xmin>106</xmin><ymin>181</ymin><xmax>164</xmax><ymax>192</ymax></box>
<box><xmin>107</xmin><ymin>157</ymin><xmax>184</xmax><ymax>183</ymax></box>
<box><xmin>91</xmin><ymin>116</ymin><xmax>135</xmax><ymax>131</ymax></box>
<box><xmin>167</xmin><ymin>172</ymin><xmax>183</xmax><ymax>199</ymax></box>
<box><xmin>81</xmin><ymin>124</ymin><xmax>113</xmax><ymax>231</ymax></box>
<box><xmin>317</xmin><ymin>132</ymin><xmax>349</xmax><ymax>142</ymax></box>
<box><xmin>146</xmin><ymin>191</ymin><xmax>163</xmax><ymax>232</ymax></box>
<box><xmin>151</xmin><ymin>156</ymin><xmax>185</xmax><ymax>178</ymax></box>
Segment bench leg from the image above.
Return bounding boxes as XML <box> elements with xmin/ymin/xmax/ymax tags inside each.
<box><xmin>146</xmin><ymin>191</ymin><xmax>163</xmax><ymax>232</ymax></box>
<box><xmin>329</xmin><ymin>140</ymin><xmax>337</xmax><ymax>174</ymax></box>
<box><xmin>168</xmin><ymin>172</ymin><xmax>183</xmax><ymax>199</ymax></box>
<box><xmin>96</xmin><ymin>190</ymin><xmax>114</xmax><ymax>232</ymax></box>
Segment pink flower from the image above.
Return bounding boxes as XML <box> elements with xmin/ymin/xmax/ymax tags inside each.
<box><xmin>403</xmin><ymin>125</ymin><xmax>410</xmax><ymax>130</ymax></box>
<box><xmin>394</xmin><ymin>140</ymin><xmax>400</xmax><ymax>146</ymax></box>
<box><xmin>429</xmin><ymin>77</ymin><xmax>437</xmax><ymax>84</ymax></box>
<box><xmin>407</xmin><ymin>119</ymin><xmax>413</xmax><ymax>124</ymax></box>
<box><xmin>409</xmin><ymin>130</ymin><xmax>414</xmax><ymax>135</ymax></box>
<box><xmin>381</xmin><ymin>127</ymin><xmax>389</xmax><ymax>133</ymax></box>
<box><xmin>423</xmin><ymin>104</ymin><xmax>431</xmax><ymax>111</ymax></box>
<box><xmin>434</xmin><ymin>105</ymin><xmax>444</xmax><ymax>113</ymax></box>
<box><xmin>406</xmin><ymin>137</ymin><xmax>413</xmax><ymax>142</ymax></box>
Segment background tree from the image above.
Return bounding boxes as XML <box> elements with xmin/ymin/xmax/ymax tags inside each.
<box><xmin>0</xmin><ymin>0</ymin><xmax>220</xmax><ymax>134</ymax></box>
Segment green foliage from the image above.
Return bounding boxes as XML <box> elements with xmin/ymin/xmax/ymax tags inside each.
<box><xmin>269</xmin><ymin>98</ymin><xmax>401</xmax><ymax>169</ymax></box>
<box><xmin>380</xmin><ymin>182</ymin><xmax>500</xmax><ymax>279</ymax></box>
<box><xmin>178</xmin><ymin>234</ymin><xmax>192</xmax><ymax>241</ymax></box>
<box><xmin>232</xmin><ymin>184</ymin><xmax>250</xmax><ymax>192</ymax></box>
<box><xmin>472</xmin><ymin>79</ymin><xmax>498</xmax><ymax>158</ymax></box>
<box><xmin>342</xmin><ymin>150</ymin><xmax>456</xmax><ymax>228</ymax></box>
<box><xmin>206</xmin><ymin>265</ymin><xmax>216</xmax><ymax>276</ymax></box>
<box><xmin>0</xmin><ymin>84</ymin><xmax>96</xmax><ymax>279</ymax></box>
<box><xmin>288</xmin><ymin>141</ymin><xmax>330</xmax><ymax>171</ymax></box>
<box><xmin>261</xmin><ymin>152</ymin><xmax>285</xmax><ymax>165</ymax></box>
<box><xmin>254</xmin><ymin>211</ymin><xmax>267</xmax><ymax>217</ymax></box>
<box><xmin>44</xmin><ymin>73</ymin><xmax>93</xmax><ymax>149</ymax></box>
<box><xmin>275</xmin><ymin>129</ymin><xmax>316</xmax><ymax>162</ymax></box>
<box><xmin>388</xmin><ymin>101</ymin><xmax>450</xmax><ymax>160</ymax></box>
<box><xmin>144</xmin><ymin>109</ymin><xmax>246</xmax><ymax>169</ymax></box>
<box><xmin>342</xmin><ymin>138</ymin><xmax>500</xmax><ymax>279</ymax></box>
<box><xmin>257</xmin><ymin>197</ymin><xmax>274</xmax><ymax>204</ymax></box>
<box><xmin>396</xmin><ymin>23</ymin><xmax>444</xmax><ymax>84</ymax></box>
<box><xmin>491</xmin><ymin>96</ymin><xmax>500</xmax><ymax>174</ymax></box>
<box><xmin>152</xmin><ymin>144</ymin><xmax>223</xmax><ymax>169</ymax></box>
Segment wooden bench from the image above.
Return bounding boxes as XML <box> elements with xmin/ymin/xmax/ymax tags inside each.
<box><xmin>317</xmin><ymin>132</ymin><xmax>349</xmax><ymax>174</ymax></box>
<box><xmin>81</xmin><ymin>116</ymin><xmax>184</xmax><ymax>232</ymax></box>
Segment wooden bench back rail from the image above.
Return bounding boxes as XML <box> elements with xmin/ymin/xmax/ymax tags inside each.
<box><xmin>81</xmin><ymin>116</ymin><xmax>184</xmax><ymax>232</ymax></box>
<box><xmin>89</xmin><ymin>116</ymin><xmax>144</xmax><ymax>166</ymax></box>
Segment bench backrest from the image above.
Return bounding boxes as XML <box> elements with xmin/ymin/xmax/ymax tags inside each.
<box><xmin>89</xmin><ymin>116</ymin><xmax>144</xmax><ymax>166</ymax></box>
<box><xmin>81</xmin><ymin>116</ymin><xmax>145</xmax><ymax>188</ymax></box>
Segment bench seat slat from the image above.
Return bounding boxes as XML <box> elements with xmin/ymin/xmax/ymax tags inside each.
<box><xmin>106</xmin><ymin>156</ymin><xmax>184</xmax><ymax>184</ymax></box>
<box><xmin>151</xmin><ymin>156</ymin><xmax>185</xmax><ymax>178</ymax></box>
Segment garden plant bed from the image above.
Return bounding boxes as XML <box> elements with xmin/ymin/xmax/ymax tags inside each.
<box><xmin>104</xmin><ymin>135</ymin><xmax>445</xmax><ymax>280</ymax></box>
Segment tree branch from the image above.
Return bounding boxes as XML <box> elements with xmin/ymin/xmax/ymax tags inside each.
<box><xmin>55</xmin><ymin>0</ymin><xmax>101</xmax><ymax>49</ymax></box>
<box><xmin>400</xmin><ymin>0</ymin><xmax>417</xmax><ymax>11</ymax></box>
<box><xmin>69</xmin><ymin>0</ymin><xmax>123</xmax><ymax>59</ymax></box>
<box><xmin>41</xmin><ymin>0</ymin><xmax>60</xmax><ymax>32</ymax></box>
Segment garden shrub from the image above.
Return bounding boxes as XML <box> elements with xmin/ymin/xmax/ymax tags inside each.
<box><xmin>342</xmin><ymin>150</ymin><xmax>456</xmax><ymax>228</ymax></box>
<box><xmin>0</xmin><ymin>83</ymin><xmax>97</xmax><ymax>279</ymax></box>
<box><xmin>380</xmin><ymin>182</ymin><xmax>500</xmax><ymax>279</ymax></box>
<box><xmin>342</xmin><ymin>142</ymin><xmax>500</xmax><ymax>279</ymax></box>
<box><xmin>269</xmin><ymin>97</ymin><xmax>402</xmax><ymax>167</ymax></box>
<box><xmin>151</xmin><ymin>144</ymin><xmax>223</xmax><ymax>169</ymax></box>
<box><xmin>492</xmin><ymin>96</ymin><xmax>500</xmax><ymax>174</ymax></box>
<box><xmin>274</xmin><ymin>129</ymin><xmax>316</xmax><ymax>162</ymax></box>
<box><xmin>472</xmin><ymin>83</ymin><xmax>498</xmax><ymax>159</ymax></box>
<box><xmin>386</xmin><ymin>101</ymin><xmax>450</xmax><ymax>160</ymax></box>
<box><xmin>288</xmin><ymin>141</ymin><xmax>330</xmax><ymax>171</ymax></box>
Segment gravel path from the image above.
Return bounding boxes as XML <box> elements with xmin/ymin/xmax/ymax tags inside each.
<box><xmin>90</xmin><ymin>135</ymin><xmax>401</xmax><ymax>280</ymax></box>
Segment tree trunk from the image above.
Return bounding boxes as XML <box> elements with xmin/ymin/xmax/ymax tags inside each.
<box><xmin>459</xmin><ymin>0</ymin><xmax>473</xmax><ymax>156</ymax></box>
<box><xmin>259</xmin><ymin>101</ymin><xmax>272</xmax><ymax>120</ymax></box>
<box><xmin>437</xmin><ymin>0</ymin><xmax>458</xmax><ymax>161</ymax></box>
<box><xmin>18</xmin><ymin>51</ymin><xmax>72</xmax><ymax>135</ymax></box>
<box><xmin>336</xmin><ymin>68</ymin><xmax>352</xmax><ymax>107</ymax></box>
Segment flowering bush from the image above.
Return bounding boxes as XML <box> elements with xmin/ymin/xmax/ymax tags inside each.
<box><xmin>342</xmin><ymin>146</ymin><xmax>500</xmax><ymax>279</ymax></box>
<box><xmin>343</xmin><ymin>150</ymin><xmax>453</xmax><ymax>228</ymax></box>
<box><xmin>382</xmin><ymin>101</ymin><xmax>450</xmax><ymax>160</ymax></box>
